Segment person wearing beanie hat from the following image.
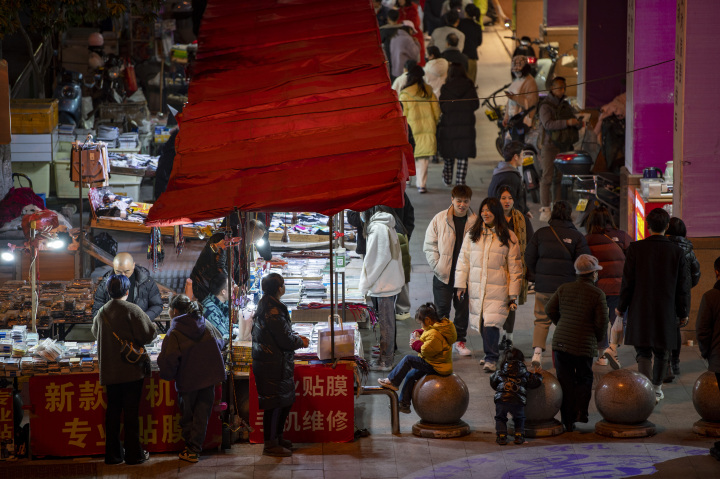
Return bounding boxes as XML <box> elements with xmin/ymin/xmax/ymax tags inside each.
<box><xmin>544</xmin><ymin>254</ymin><xmax>609</xmax><ymax>432</ymax></box>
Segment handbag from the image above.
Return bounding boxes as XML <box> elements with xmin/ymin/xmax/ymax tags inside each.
<box><xmin>102</xmin><ymin>311</ymin><xmax>149</xmax><ymax>365</ymax></box>
<box><xmin>317</xmin><ymin>314</ymin><xmax>355</xmax><ymax>360</ymax></box>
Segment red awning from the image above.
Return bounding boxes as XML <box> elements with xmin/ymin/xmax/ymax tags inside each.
<box><xmin>146</xmin><ymin>0</ymin><xmax>414</xmax><ymax>226</ymax></box>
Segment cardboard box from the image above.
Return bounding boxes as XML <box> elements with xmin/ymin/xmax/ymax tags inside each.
<box><xmin>10</xmin><ymin>99</ymin><xmax>59</xmax><ymax>134</ymax></box>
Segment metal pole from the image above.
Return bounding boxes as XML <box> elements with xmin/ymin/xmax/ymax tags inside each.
<box><xmin>225</xmin><ymin>212</ymin><xmax>235</xmax><ymax>428</ymax></box>
<box><xmin>328</xmin><ymin>216</ymin><xmax>335</xmax><ymax>362</ymax></box>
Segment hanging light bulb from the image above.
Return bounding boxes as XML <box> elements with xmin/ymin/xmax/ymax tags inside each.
<box><xmin>1</xmin><ymin>251</ymin><xmax>14</xmax><ymax>262</ymax></box>
<box><xmin>46</xmin><ymin>239</ymin><xmax>65</xmax><ymax>249</ymax></box>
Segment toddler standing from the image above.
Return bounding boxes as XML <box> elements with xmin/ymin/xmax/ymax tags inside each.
<box><xmin>489</xmin><ymin>347</ymin><xmax>543</xmax><ymax>445</ymax></box>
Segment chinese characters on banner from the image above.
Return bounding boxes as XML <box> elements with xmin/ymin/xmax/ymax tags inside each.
<box><xmin>0</xmin><ymin>388</ymin><xmax>14</xmax><ymax>460</ymax></box>
<box><xmin>249</xmin><ymin>364</ymin><xmax>354</xmax><ymax>443</ymax></box>
<box><xmin>28</xmin><ymin>373</ymin><xmax>222</xmax><ymax>456</ymax></box>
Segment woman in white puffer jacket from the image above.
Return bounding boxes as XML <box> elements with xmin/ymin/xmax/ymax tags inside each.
<box><xmin>455</xmin><ymin>197</ymin><xmax>523</xmax><ymax>372</ymax></box>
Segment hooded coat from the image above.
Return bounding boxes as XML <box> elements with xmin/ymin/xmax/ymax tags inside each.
<box><xmin>91</xmin><ymin>299</ymin><xmax>157</xmax><ymax>386</ymax></box>
<box><xmin>423</xmin><ymin>206</ymin><xmax>477</xmax><ymax>284</ymax></box>
<box><xmin>399</xmin><ymin>83</ymin><xmax>441</xmax><ymax>158</ymax></box>
<box><xmin>157</xmin><ymin>312</ymin><xmax>226</xmax><ymax>393</ymax></box>
<box><xmin>415</xmin><ymin>318</ymin><xmax>457</xmax><ymax>375</ymax></box>
<box><xmin>455</xmin><ymin>225</ymin><xmax>523</xmax><ymax>331</ymax></box>
<box><xmin>697</xmin><ymin>281</ymin><xmax>720</xmax><ymax>373</ymax></box>
<box><xmin>359</xmin><ymin>212</ymin><xmax>406</xmax><ymax>297</ymax></box>
<box><xmin>490</xmin><ymin>360</ymin><xmax>543</xmax><ymax>406</ymax></box>
<box><xmin>525</xmin><ymin>219</ymin><xmax>591</xmax><ymax>294</ymax></box>
<box><xmin>92</xmin><ymin>265</ymin><xmax>163</xmax><ymax>321</ymax></box>
<box><xmin>437</xmin><ymin>76</ymin><xmax>480</xmax><ymax>159</ymax></box>
<box><xmin>487</xmin><ymin>161</ymin><xmax>528</xmax><ymax>215</ymax></box>
<box><xmin>251</xmin><ymin>295</ymin><xmax>305</xmax><ymax>410</ymax></box>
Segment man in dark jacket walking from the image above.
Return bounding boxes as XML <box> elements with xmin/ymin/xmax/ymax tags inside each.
<box><xmin>546</xmin><ymin>255</ymin><xmax>609</xmax><ymax>432</ymax></box>
<box><xmin>488</xmin><ymin>141</ymin><xmax>528</xmax><ymax>215</ymax></box>
<box><xmin>525</xmin><ymin>201</ymin><xmax>590</xmax><ymax>367</ymax></box>
<box><xmin>92</xmin><ymin>252</ymin><xmax>163</xmax><ymax>321</ymax></box>
<box><xmin>158</xmin><ymin>294</ymin><xmax>225</xmax><ymax>463</ymax></box>
<box><xmin>696</xmin><ymin>256</ymin><xmax>720</xmax><ymax>461</ymax></box>
<box><xmin>617</xmin><ymin>208</ymin><xmax>690</xmax><ymax>403</ymax></box>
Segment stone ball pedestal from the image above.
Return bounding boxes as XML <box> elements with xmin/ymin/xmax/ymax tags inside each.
<box><xmin>692</xmin><ymin>371</ymin><xmax>720</xmax><ymax>436</ymax></box>
<box><xmin>594</xmin><ymin>369</ymin><xmax>657</xmax><ymax>438</ymax></box>
<box><xmin>411</xmin><ymin>373</ymin><xmax>470</xmax><ymax>438</ymax></box>
<box><xmin>523</xmin><ymin>369</ymin><xmax>564</xmax><ymax>437</ymax></box>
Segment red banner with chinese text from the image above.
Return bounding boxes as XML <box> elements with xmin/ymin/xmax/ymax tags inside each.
<box><xmin>0</xmin><ymin>388</ymin><xmax>14</xmax><ymax>458</ymax></box>
<box><xmin>249</xmin><ymin>364</ymin><xmax>354</xmax><ymax>443</ymax></box>
<box><xmin>28</xmin><ymin>373</ymin><xmax>222</xmax><ymax>456</ymax></box>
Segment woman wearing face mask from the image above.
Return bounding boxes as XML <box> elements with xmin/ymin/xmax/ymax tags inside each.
<box><xmin>544</xmin><ymin>255</ymin><xmax>609</xmax><ymax>432</ymax></box>
<box><xmin>496</xmin><ymin>186</ymin><xmax>534</xmax><ymax>350</ymax></box>
<box><xmin>503</xmin><ymin>55</ymin><xmax>539</xmax><ymax>130</ymax></box>
<box><xmin>455</xmin><ymin>197</ymin><xmax>522</xmax><ymax>372</ymax></box>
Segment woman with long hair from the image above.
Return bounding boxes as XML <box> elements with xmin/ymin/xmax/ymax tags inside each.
<box><xmin>496</xmin><ymin>185</ymin><xmax>534</xmax><ymax>349</ymax></box>
<box><xmin>252</xmin><ymin>273</ymin><xmax>310</xmax><ymax>457</ymax></box>
<box><xmin>584</xmin><ymin>206</ymin><xmax>632</xmax><ymax>368</ymax></box>
<box><xmin>455</xmin><ymin>197</ymin><xmax>523</xmax><ymax>372</ymax></box>
<box><xmin>400</xmin><ymin>65</ymin><xmax>441</xmax><ymax>193</ymax></box>
<box><xmin>437</xmin><ymin>62</ymin><xmax>480</xmax><ymax>187</ymax></box>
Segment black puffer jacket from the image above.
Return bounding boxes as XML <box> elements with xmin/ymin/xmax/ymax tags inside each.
<box><xmin>190</xmin><ymin>231</ymin><xmax>243</xmax><ymax>302</ymax></box>
<box><xmin>546</xmin><ymin>276</ymin><xmax>609</xmax><ymax>358</ymax></box>
<box><xmin>668</xmin><ymin>235</ymin><xmax>701</xmax><ymax>291</ymax></box>
<box><xmin>437</xmin><ymin>76</ymin><xmax>480</xmax><ymax>159</ymax></box>
<box><xmin>489</xmin><ymin>360</ymin><xmax>543</xmax><ymax>406</ymax></box>
<box><xmin>92</xmin><ymin>265</ymin><xmax>163</xmax><ymax>321</ymax></box>
<box><xmin>525</xmin><ymin>219</ymin><xmax>590</xmax><ymax>293</ymax></box>
<box><xmin>251</xmin><ymin>295</ymin><xmax>304</xmax><ymax>410</ymax></box>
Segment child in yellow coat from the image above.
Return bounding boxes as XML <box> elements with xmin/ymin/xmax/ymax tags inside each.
<box><xmin>378</xmin><ymin>303</ymin><xmax>457</xmax><ymax>413</ymax></box>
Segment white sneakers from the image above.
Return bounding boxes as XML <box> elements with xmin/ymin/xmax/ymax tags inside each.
<box><xmin>595</xmin><ymin>356</ymin><xmax>609</xmax><ymax>366</ymax></box>
<box><xmin>603</xmin><ymin>345</ymin><xmax>621</xmax><ymax>370</ymax></box>
<box><xmin>539</xmin><ymin>207</ymin><xmax>551</xmax><ymax>222</ymax></box>
<box><xmin>455</xmin><ymin>342</ymin><xmax>472</xmax><ymax>356</ymax></box>
<box><xmin>654</xmin><ymin>385</ymin><xmax>664</xmax><ymax>404</ymax></box>
<box><xmin>395</xmin><ymin>312</ymin><xmax>411</xmax><ymax>321</ymax></box>
<box><xmin>483</xmin><ymin>362</ymin><xmax>496</xmax><ymax>373</ymax></box>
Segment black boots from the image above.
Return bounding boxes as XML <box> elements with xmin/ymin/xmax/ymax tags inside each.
<box><xmin>263</xmin><ymin>439</ymin><xmax>291</xmax><ymax>457</ymax></box>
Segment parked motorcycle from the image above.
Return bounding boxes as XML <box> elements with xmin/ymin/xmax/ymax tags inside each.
<box><xmin>482</xmin><ymin>83</ymin><xmax>541</xmax><ymax>204</ymax></box>
<box><xmin>53</xmin><ymin>70</ymin><xmax>83</xmax><ymax>126</ymax></box>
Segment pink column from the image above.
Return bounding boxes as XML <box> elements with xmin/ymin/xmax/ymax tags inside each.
<box><xmin>673</xmin><ymin>0</ymin><xmax>720</xmax><ymax>237</ymax></box>
<box><xmin>625</xmin><ymin>0</ymin><xmax>675</xmax><ymax>174</ymax></box>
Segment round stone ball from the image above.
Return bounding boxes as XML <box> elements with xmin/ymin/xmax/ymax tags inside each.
<box><xmin>693</xmin><ymin>371</ymin><xmax>720</xmax><ymax>423</ymax></box>
<box><xmin>525</xmin><ymin>369</ymin><xmax>563</xmax><ymax>423</ymax></box>
<box><xmin>412</xmin><ymin>373</ymin><xmax>469</xmax><ymax>424</ymax></box>
<box><xmin>594</xmin><ymin>369</ymin><xmax>655</xmax><ymax>424</ymax></box>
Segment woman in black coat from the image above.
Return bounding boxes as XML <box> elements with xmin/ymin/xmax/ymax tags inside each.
<box><xmin>437</xmin><ymin>62</ymin><xmax>479</xmax><ymax>187</ymax></box>
<box><xmin>252</xmin><ymin>273</ymin><xmax>309</xmax><ymax>457</ymax></box>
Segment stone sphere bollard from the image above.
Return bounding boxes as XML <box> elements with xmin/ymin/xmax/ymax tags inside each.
<box><xmin>411</xmin><ymin>373</ymin><xmax>470</xmax><ymax>438</ymax></box>
<box><xmin>594</xmin><ymin>369</ymin><xmax>656</xmax><ymax>438</ymax></box>
<box><xmin>692</xmin><ymin>371</ymin><xmax>720</xmax><ymax>436</ymax></box>
<box><xmin>524</xmin><ymin>370</ymin><xmax>564</xmax><ymax>437</ymax></box>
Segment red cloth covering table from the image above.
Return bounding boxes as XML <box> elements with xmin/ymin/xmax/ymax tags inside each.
<box><xmin>28</xmin><ymin>372</ymin><xmax>222</xmax><ymax>456</ymax></box>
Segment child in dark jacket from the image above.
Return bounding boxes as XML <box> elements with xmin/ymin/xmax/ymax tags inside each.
<box><xmin>158</xmin><ymin>294</ymin><xmax>226</xmax><ymax>463</ymax></box>
<box><xmin>489</xmin><ymin>347</ymin><xmax>543</xmax><ymax>445</ymax></box>
<box><xmin>377</xmin><ymin>303</ymin><xmax>457</xmax><ymax>413</ymax></box>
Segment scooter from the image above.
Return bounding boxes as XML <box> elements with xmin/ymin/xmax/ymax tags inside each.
<box><xmin>53</xmin><ymin>70</ymin><xmax>83</xmax><ymax>126</ymax></box>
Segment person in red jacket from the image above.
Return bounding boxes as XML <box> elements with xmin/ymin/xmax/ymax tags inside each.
<box><xmin>584</xmin><ymin>206</ymin><xmax>631</xmax><ymax>368</ymax></box>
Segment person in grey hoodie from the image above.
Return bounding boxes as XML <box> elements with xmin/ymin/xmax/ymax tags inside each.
<box><xmin>488</xmin><ymin>140</ymin><xmax>529</xmax><ymax>215</ymax></box>
<box><xmin>158</xmin><ymin>294</ymin><xmax>226</xmax><ymax>463</ymax></box>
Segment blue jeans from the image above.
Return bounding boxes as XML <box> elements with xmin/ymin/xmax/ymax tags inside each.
<box><xmin>179</xmin><ymin>385</ymin><xmax>215</xmax><ymax>453</ymax></box>
<box><xmin>495</xmin><ymin>402</ymin><xmax>526</xmax><ymax>434</ymax></box>
<box><xmin>387</xmin><ymin>355</ymin><xmax>437</xmax><ymax>405</ymax></box>
<box><xmin>481</xmin><ymin>322</ymin><xmax>501</xmax><ymax>364</ymax></box>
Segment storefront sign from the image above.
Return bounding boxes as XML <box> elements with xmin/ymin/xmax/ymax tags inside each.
<box><xmin>634</xmin><ymin>189</ymin><xmax>646</xmax><ymax>241</ymax></box>
<box><xmin>249</xmin><ymin>364</ymin><xmax>354</xmax><ymax>443</ymax></box>
<box><xmin>0</xmin><ymin>388</ymin><xmax>14</xmax><ymax>460</ymax></box>
<box><xmin>28</xmin><ymin>373</ymin><xmax>222</xmax><ymax>456</ymax></box>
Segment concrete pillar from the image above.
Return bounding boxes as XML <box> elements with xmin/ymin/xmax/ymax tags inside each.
<box><xmin>625</xmin><ymin>0</ymin><xmax>675</xmax><ymax>175</ymax></box>
<box><xmin>578</xmin><ymin>0</ymin><xmax>627</xmax><ymax>109</ymax></box>
<box><xmin>673</xmin><ymin>0</ymin><xmax>720</xmax><ymax>237</ymax></box>
<box><xmin>515</xmin><ymin>0</ymin><xmax>544</xmax><ymax>44</ymax></box>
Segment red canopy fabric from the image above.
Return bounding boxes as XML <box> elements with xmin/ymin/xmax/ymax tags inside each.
<box><xmin>146</xmin><ymin>0</ymin><xmax>414</xmax><ymax>226</ymax></box>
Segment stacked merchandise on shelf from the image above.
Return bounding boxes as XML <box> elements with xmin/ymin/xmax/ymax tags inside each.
<box><xmin>268</xmin><ymin>212</ymin><xmax>356</xmax><ymax>242</ymax></box>
<box><xmin>231</xmin><ymin>341</ymin><xmax>252</xmax><ymax>374</ymax></box>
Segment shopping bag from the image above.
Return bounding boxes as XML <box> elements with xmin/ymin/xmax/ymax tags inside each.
<box><xmin>609</xmin><ymin>314</ymin><xmax>624</xmax><ymax>345</ymax></box>
<box><xmin>71</xmin><ymin>143</ymin><xmax>108</xmax><ymax>184</ymax></box>
<box><xmin>317</xmin><ymin>314</ymin><xmax>355</xmax><ymax>360</ymax></box>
